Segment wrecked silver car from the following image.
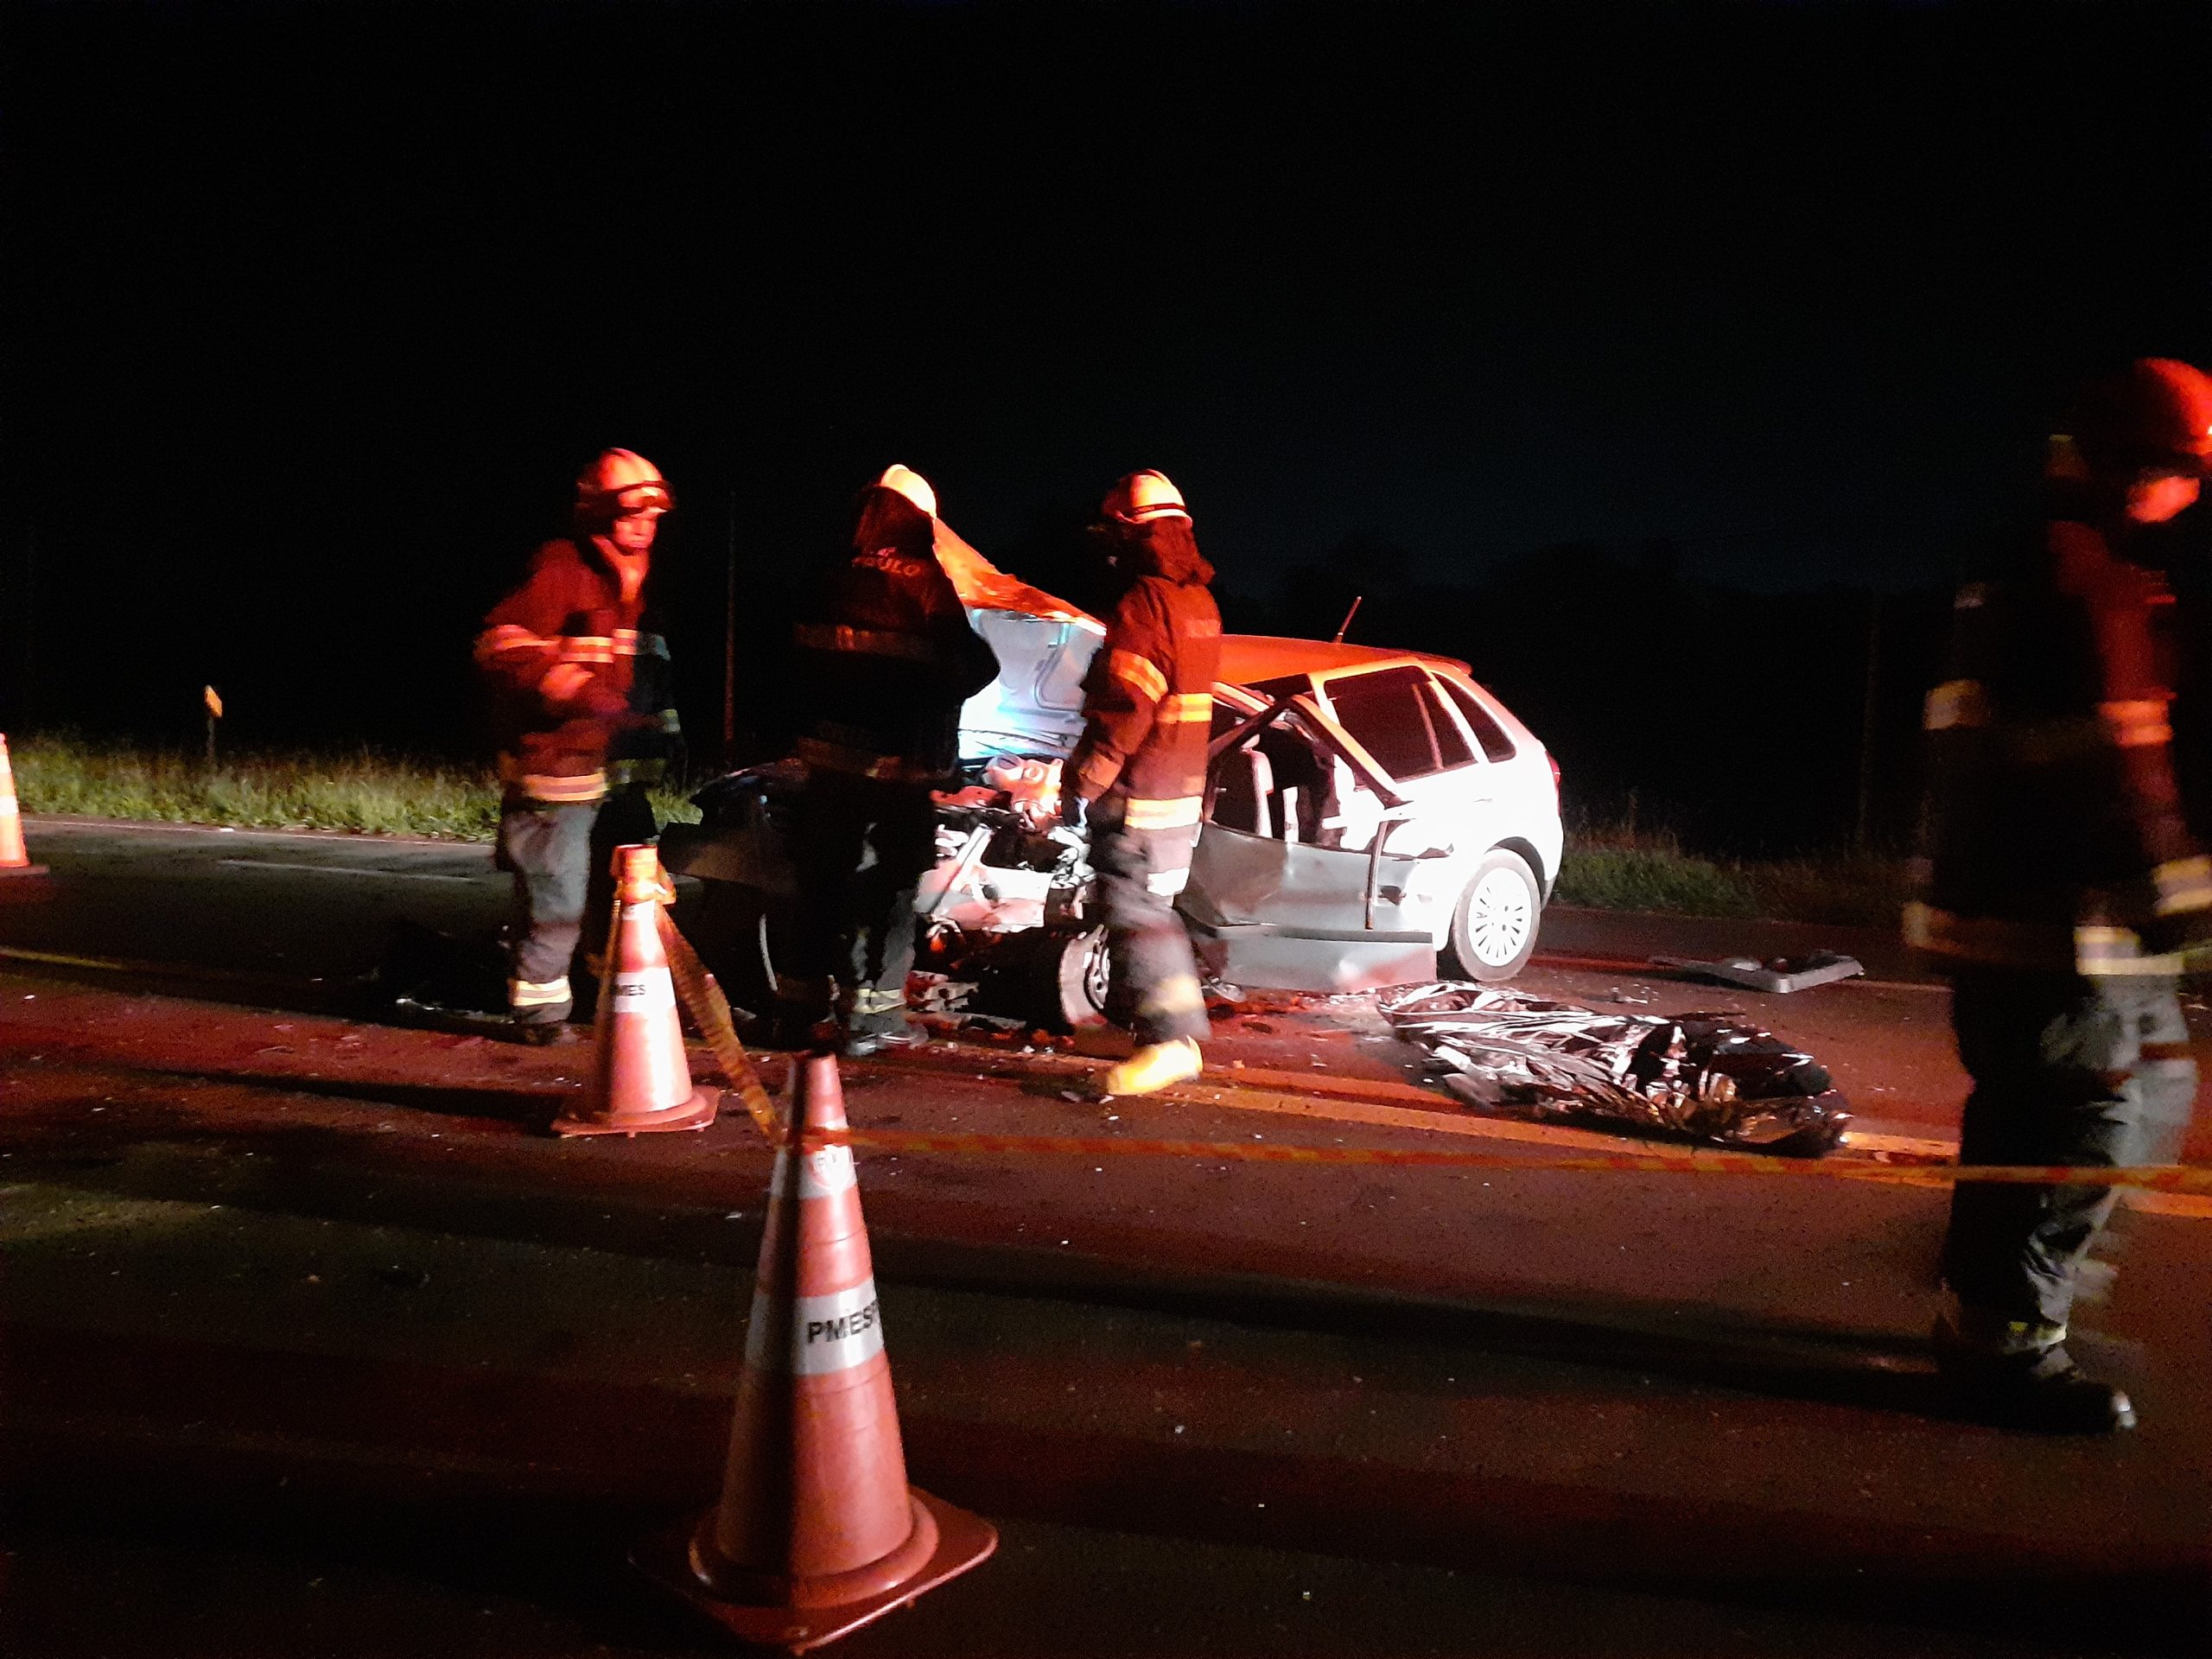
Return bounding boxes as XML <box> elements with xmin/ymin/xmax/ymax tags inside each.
<box><xmin>662</xmin><ymin>523</ymin><xmax>1565</xmax><ymax>1028</ymax></box>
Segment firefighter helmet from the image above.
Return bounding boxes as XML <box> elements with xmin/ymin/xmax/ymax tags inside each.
<box><xmin>874</xmin><ymin>463</ymin><xmax>938</xmax><ymax>518</ymax></box>
<box><xmin>2066</xmin><ymin>359</ymin><xmax>2212</xmax><ymax>478</ymax></box>
<box><xmin>1102</xmin><ymin>469</ymin><xmax>1191</xmax><ymax>526</ymax></box>
<box><xmin>575</xmin><ymin>448</ymin><xmax>675</xmax><ymax>520</ymax></box>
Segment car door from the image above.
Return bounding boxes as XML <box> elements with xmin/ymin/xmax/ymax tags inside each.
<box><xmin>1309</xmin><ymin>663</ymin><xmax>1497</xmax><ymax>859</ymax></box>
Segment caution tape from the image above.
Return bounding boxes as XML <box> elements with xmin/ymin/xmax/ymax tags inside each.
<box><xmin>655</xmin><ymin>907</ymin><xmax>780</xmax><ymax>1140</ymax></box>
<box><xmin>792</xmin><ymin>1124</ymin><xmax>2212</xmax><ymax>1197</ymax></box>
<box><xmin>639</xmin><ymin>897</ymin><xmax>2206</xmax><ymax>1198</ymax></box>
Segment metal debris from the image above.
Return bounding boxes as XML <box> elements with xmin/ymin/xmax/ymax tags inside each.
<box><xmin>1649</xmin><ymin>951</ymin><xmax>1864</xmax><ymax>995</ymax></box>
<box><xmin>1379</xmin><ymin>983</ymin><xmax>1851</xmax><ymax>1154</ymax></box>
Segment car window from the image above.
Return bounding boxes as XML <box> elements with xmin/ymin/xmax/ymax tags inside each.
<box><xmin>1421</xmin><ymin>676</ymin><xmax>1476</xmax><ymax>769</ymax></box>
<box><xmin>1439</xmin><ymin>674</ymin><xmax>1517</xmax><ymax>762</ymax></box>
<box><xmin>1322</xmin><ymin>664</ymin><xmax>1446</xmax><ymax>779</ymax></box>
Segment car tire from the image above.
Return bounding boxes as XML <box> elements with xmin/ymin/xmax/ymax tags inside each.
<box><xmin>681</xmin><ymin>880</ymin><xmax>780</xmax><ymax>1017</ymax></box>
<box><xmin>976</xmin><ymin>926</ymin><xmax>1112</xmax><ymax>1032</ymax></box>
<box><xmin>1444</xmin><ymin>848</ymin><xmax>1542</xmax><ymax>982</ymax></box>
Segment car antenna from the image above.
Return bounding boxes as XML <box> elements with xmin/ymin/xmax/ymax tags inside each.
<box><xmin>1331</xmin><ymin>594</ymin><xmax>1363</xmax><ymax>645</ymax></box>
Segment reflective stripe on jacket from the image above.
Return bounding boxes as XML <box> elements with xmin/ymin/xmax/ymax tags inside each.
<box><xmin>791</xmin><ymin>539</ymin><xmax>999</xmax><ymax>778</ymax></box>
<box><xmin>1068</xmin><ymin>574</ymin><xmax>1222</xmax><ymax>828</ymax></box>
<box><xmin>1911</xmin><ymin>509</ymin><xmax>2211</xmax><ymax>975</ymax></box>
<box><xmin>478</xmin><ymin>537</ymin><xmax>645</xmax><ymax>798</ymax></box>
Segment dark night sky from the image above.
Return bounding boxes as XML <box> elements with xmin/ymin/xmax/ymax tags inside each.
<box><xmin>5</xmin><ymin>0</ymin><xmax>2210</xmax><ymax>761</ymax></box>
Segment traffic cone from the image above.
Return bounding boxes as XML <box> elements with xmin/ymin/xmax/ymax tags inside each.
<box><xmin>552</xmin><ymin>845</ymin><xmax>717</xmax><ymax>1137</ymax></box>
<box><xmin>636</xmin><ymin>1049</ymin><xmax>996</xmax><ymax>1650</ymax></box>
<box><xmin>0</xmin><ymin>735</ymin><xmax>48</xmax><ymax>879</ymax></box>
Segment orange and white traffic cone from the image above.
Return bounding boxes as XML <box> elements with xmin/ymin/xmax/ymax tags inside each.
<box><xmin>636</xmin><ymin>1049</ymin><xmax>996</xmax><ymax>1650</ymax></box>
<box><xmin>552</xmin><ymin>845</ymin><xmax>717</xmax><ymax>1137</ymax></box>
<box><xmin>0</xmin><ymin>735</ymin><xmax>47</xmax><ymax>879</ymax></box>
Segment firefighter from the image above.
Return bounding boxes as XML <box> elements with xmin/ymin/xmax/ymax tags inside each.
<box><xmin>783</xmin><ymin>465</ymin><xmax>999</xmax><ymax>1055</ymax></box>
<box><xmin>1062</xmin><ymin>470</ymin><xmax>1223</xmax><ymax>1096</ymax></box>
<box><xmin>476</xmin><ymin>448</ymin><xmax>678</xmax><ymax>1039</ymax></box>
<box><xmin>1908</xmin><ymin>358</ymin><xmax>2212</xmax><ymax>1432</ymax></box>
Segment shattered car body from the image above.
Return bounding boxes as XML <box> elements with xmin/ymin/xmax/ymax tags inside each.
<box><xmin>663</xmin><ymin>520</ymin><xmax>1565</xmax><ymax>1027</ymax></box>
<box><xmin>1380</xmin><ymin>982</ymin><xmax>1853</xmax><ymax>1155</ymax></box>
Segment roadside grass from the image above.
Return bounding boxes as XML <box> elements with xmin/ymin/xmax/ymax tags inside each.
<box><xmin>1554</xmin><ymin>823</ymin><xmax>1759</xmax><ymax>917</ymax></box>
<box><xmin>13</xmin><ymin>737</ymin><xmax>1904</xmax><ymax>925</ymax></box>
<box><xmin>10</xmin><ymin>734</ymin><xmax>700</xmax><ymax>842</ymax></box>
<box><xmin>1554</xmin><ymin>815</ymin><xmax>1909</xmax><ymax>929</ymax></box>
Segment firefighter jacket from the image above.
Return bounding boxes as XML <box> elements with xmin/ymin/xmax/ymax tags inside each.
<box><xmin>1067</xmin><ymin>556</ymin><xmax>1224</xmax><ymax>832</ymax></box>
<box><xmin>475</xmin><ymin>537</ymin><xmax>652</xmax><ymax>804</ymax></box>
<box><xmin>791</xmin><ymin>537</ymin><xmax>1001</xmax><ymax>782</ymax></box>
<box><xmin>1907</xmin><ymin>493</ymin><xmax>2212</xmax><ymax>976</ymax></box>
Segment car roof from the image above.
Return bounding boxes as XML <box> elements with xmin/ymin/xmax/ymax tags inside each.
<box><xmin>1218</xmin><ymin>633</ymin><xmax>1471</xmax><ymax>685</ymax></box>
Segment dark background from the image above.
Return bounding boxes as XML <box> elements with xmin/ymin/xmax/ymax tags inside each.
<box><xmin>4</xmin><ymin>0</ymin><xmax>2209</xmax><ymax>852</ymax></box>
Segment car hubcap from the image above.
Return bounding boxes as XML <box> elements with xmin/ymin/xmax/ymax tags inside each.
<box><xmin>1465</xmin><ymin>868</ymin><xmax>1533</xmax><ymax>965</ymax></box>
<box><xmin>1081</xmin><ymin>932</ymin><xmax>1112</xmax><ymax>1012</ymax></box>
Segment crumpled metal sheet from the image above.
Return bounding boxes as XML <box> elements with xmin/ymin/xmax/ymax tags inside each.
<box><xmin>1379</xmin><ymin>983</ymin><xmax>1852</xmax><ymax>1154</ymax></box>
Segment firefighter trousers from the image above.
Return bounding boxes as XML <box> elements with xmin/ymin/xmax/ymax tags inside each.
<box><xmin>1089</xmin><ymin>799</ymin><xmax>1211</xmax><ymax>1046</ymax></box>
<box><xmin>496</xmin><ymin>798</ymin><xmax>598</xmax><ymax>1025</ymax></box>
<box><xmin>786</xmin><ymin>771</ymin><xmax>938</xmax><ymax>1035</ymax></box>
<box><xmin>1940</xmin><ymin>966</ymin><xmax>2196</xmax><ymax>1346</ymax></box>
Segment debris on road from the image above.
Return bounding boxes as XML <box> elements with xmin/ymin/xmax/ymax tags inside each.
<box><xmin>1379</xmin><ymin>983</ymin><xmax>1852</xmax><ymax>1154</ymax></box>
<box><xmin>1648</xmin><ymin>951</ymin><xmax>1864</xmax><ymax>995</ymax></box>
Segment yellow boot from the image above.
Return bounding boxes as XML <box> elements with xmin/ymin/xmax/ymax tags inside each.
<box><xmin>1100</xmin><ymin>1037</ymin><xmax>1204</xmax><ymax>1097</ymax></box>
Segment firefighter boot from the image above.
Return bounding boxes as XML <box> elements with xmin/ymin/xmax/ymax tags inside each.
<box><xmin>1934</xmin><ymin>1314</ymin><xmax>2135</xmax><ymax>1434</ymax></box>
<box><xmin>843</xmin><ymin>984</ymin><xmax>928</xmax><ymax>1058</ymax></box>
<box><xmin>843</xmin><ymin>1020</ymin><xmax>929</xmax><ymax>1058</ymax></box>
<box><xmin>1100</xmin><ymin>1038</ymin><xmax>1203</xmax><ymax>1098</ymax></box>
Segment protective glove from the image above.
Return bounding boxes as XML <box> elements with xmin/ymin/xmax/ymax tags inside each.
<box><xmin>1058</xmin><ymin>788</ymin><xmax>1089</xmax><ymax>834</ymax></box>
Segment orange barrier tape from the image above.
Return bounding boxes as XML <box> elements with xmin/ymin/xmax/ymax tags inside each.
<box><xmin>804</xmin><ymin>1124</ymin><xmax>2212</xmax><ymax>1196</ymax></box>
<box><xmin>656</xmin><ymin>909</ymin><xmax>780</xmax><ymax>1140</ymax></box>
<box><xmin>638</xmin><ymin>909</ymin><xmax>2205</xmax><ymax>1197</ymax></box>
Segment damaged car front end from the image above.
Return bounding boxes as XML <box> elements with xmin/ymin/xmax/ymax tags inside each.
<box><xmin>662</xmin><ymin>520</ymin><xmax>1565</xmax><ymax>1028</ymax></box>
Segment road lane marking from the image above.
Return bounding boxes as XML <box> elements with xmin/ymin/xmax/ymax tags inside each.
<box><xmin>873</xmin><ymin>1046</ymin><xmax>1966</xmax><ymax>1163</ymax></box>
<box><xmin>217</xmin><ymin>858</ymin><xmax>481</xmax><ymax>883</ymax></box>
<box><xmin>0</xmin><ymin>946</ymin><xmax>314</xmax><ymax>991</ymax></box>
<box><xmin>1836</xmin><ymin>1128</ymin><xmax>1956</xmax><ymax>1160</ymax></box>
<box><xmin>819</xmin><ymin>1123</ymin><xmax>2212</xmax><ymax>1201</ymax></box>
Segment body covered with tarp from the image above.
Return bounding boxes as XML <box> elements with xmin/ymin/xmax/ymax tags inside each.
<box><xmin>1381</xmin><ymin>983</ymin><xmax>1852</xmax><ymax>1154</ymax></box>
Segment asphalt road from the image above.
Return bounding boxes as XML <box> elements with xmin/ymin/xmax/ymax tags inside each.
<box><xmin>3</xmin><ymin>817</ymin><xmax>2209</xmax><ymax>1656</ymax></box>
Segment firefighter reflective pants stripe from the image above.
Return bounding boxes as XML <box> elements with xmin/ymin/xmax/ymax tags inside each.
<box><xmin>1940</xmin><ymin>966</ymin><xmax>2196</xmax><ymax>1344</ymax></box>
<box><xmin>498</xmin><ymin>799</ymin><xmax>598</xmax><ymax>1025</ymax></box>
<box><xmin>788</xmin><ymin>771</ymin><xmax>938</xmax><ymax>1035</ymax></box>
<box><xmin>1090</xmin><ymin>798</ymin><xmax>1211</xmax><ymax>1046</ymax></box>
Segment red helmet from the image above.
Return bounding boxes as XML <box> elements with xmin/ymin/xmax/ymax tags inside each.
<box><xmin>2066</xmin><ymin>359</ymin><xmax>2212</xmax><ymax>478</ymax></box>
<box><xmin>575</xmin><ymin>448</ymin><xmax>675</xmax><ymax>522</ymax></box>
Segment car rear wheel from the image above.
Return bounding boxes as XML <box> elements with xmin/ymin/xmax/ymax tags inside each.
<box><xmin>1444</xmin><ymin>848</ymin><xmax>1541</xmax><ymax>982</ymax></box>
